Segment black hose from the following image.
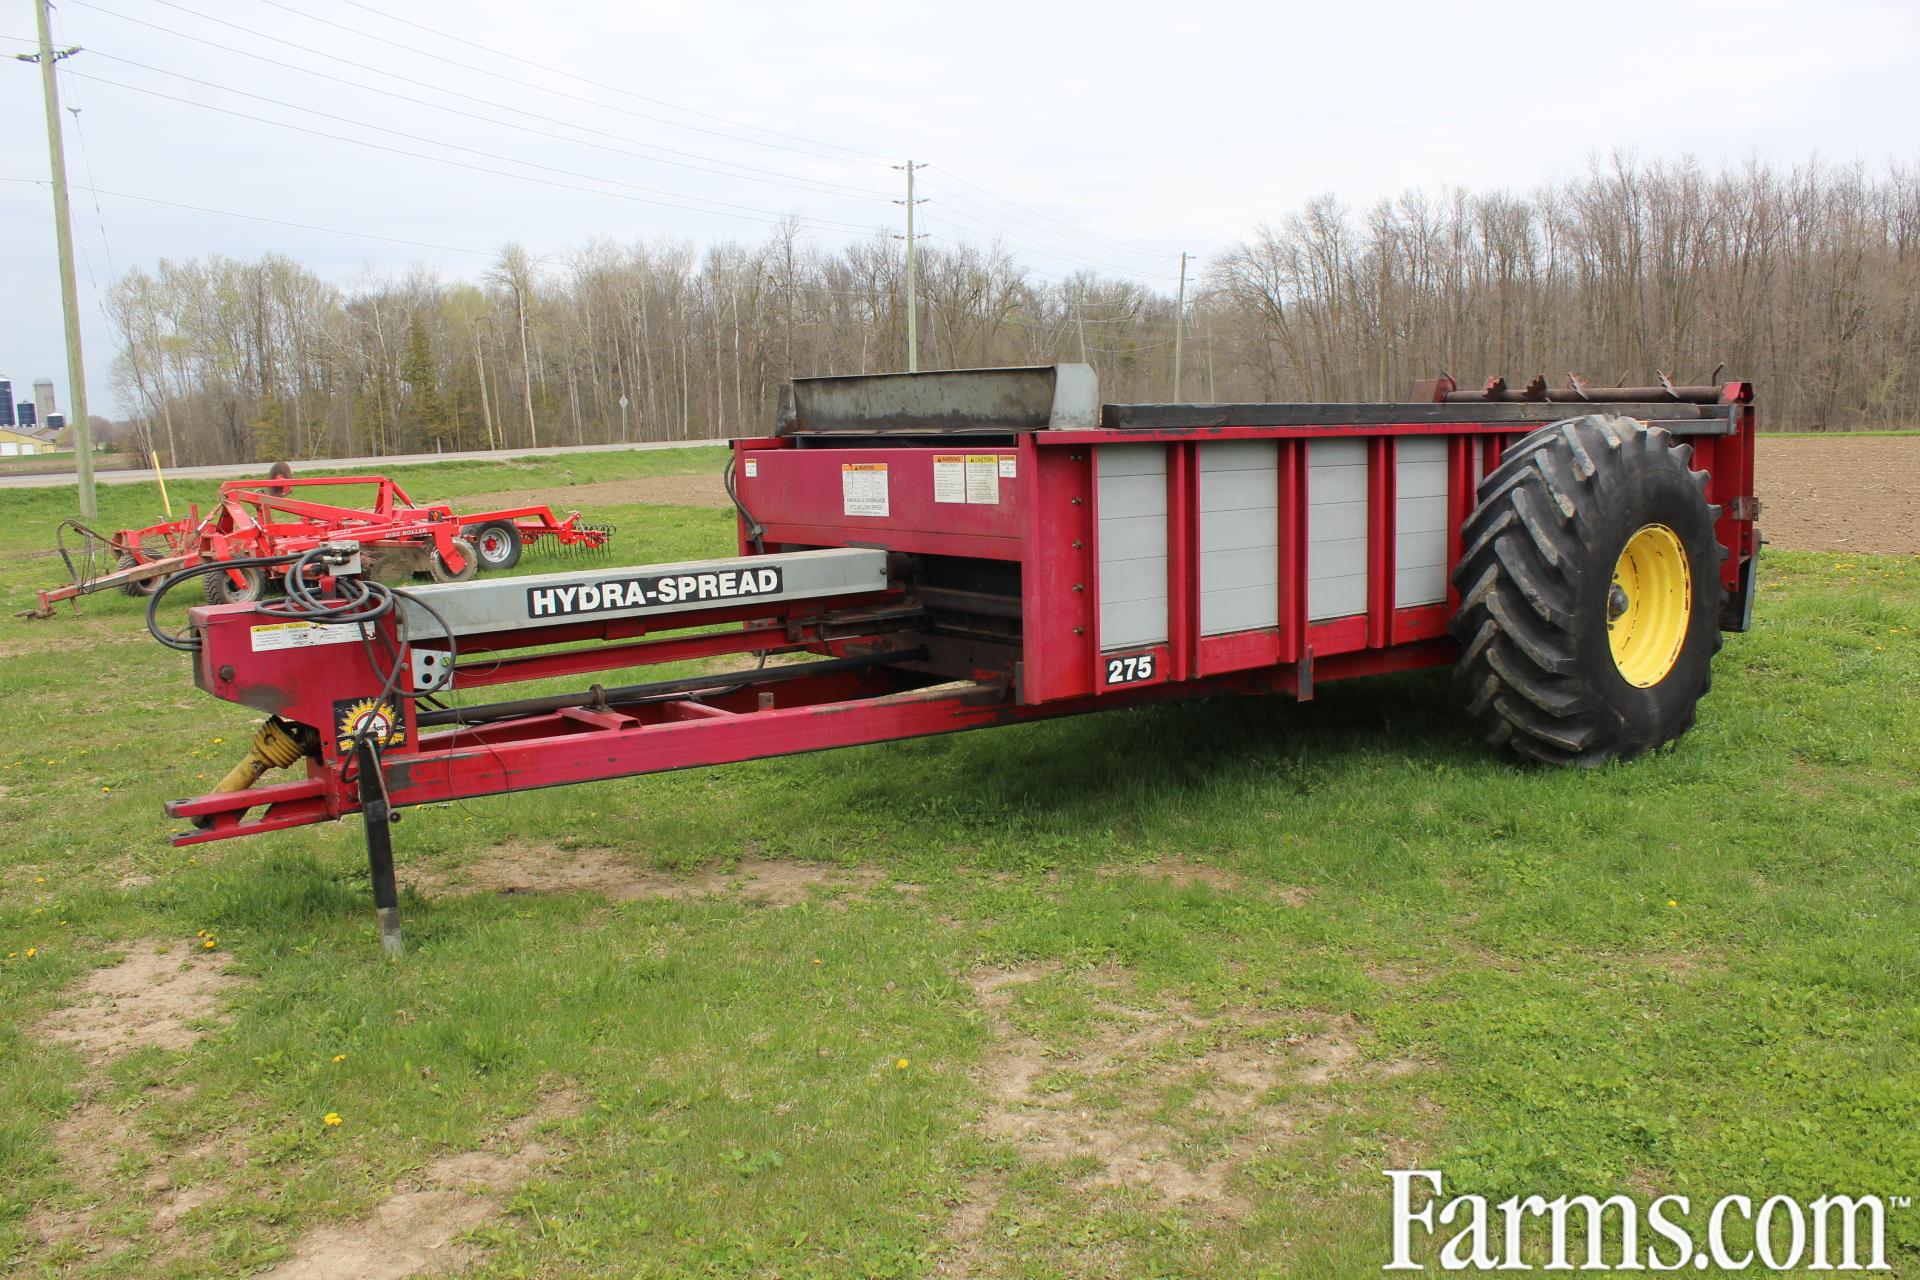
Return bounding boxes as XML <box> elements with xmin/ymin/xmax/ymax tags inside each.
<box><xmin>722</xmin><ymin>453</ymin><xmax>767</xmax><ymax>554</ymax></box>
<box><xmin>145</xmin><ymin>554</ymin><xmax>302</xmax><ymax>652</ymax></box>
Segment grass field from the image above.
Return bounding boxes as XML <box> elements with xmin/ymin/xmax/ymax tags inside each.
<box><xmin>1</xmin><ymin>449</ymin><xmax>1916</xmax><ymax>1278</ymax></box>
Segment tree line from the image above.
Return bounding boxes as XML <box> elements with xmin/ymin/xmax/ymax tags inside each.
<box><xmin>103</xmin><ymin>155</ymin><xmax>1920</xmax><ymax>466</ymax></box>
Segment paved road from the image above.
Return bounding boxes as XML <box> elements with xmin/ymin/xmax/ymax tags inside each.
<box><xmin>0</xmin><ymin>438</ymin><xmax>730</xmax><ymax>490</ymax></box>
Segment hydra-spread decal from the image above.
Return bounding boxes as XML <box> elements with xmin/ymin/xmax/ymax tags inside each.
<box><xmin>526</xmin><ymin>566</ymin><xmax>784</xmax><ymax>619</ymax></box>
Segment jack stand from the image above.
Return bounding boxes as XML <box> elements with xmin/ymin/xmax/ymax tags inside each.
<box><xmin>355</xmin><ymin>741</ymin><xmax>404</xmax><ymax>958</ymax></box>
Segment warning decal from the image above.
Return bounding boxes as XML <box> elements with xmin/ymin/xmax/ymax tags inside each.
<box><xmin>842</xmin><ymin>462</ymin><xmax>890</xmax><ymax>517</ymax></box>
<box><xmin>251</xmin><ymin>621</ymin><xmax>363</xmax><ymax>652</ymax></box>
<box><xmin>932</xmin><ymin>454</ymin><xmax>967</xmax><ymax>503</ymax></box>
<box><xmin>965</xmin><ymin>454</ymin><xmax>1000</xmax><ymax>504</ymax></box>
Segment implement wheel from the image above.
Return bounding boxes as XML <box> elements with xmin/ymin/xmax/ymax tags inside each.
<box><xmin>429</xmin><ymin>536</ymin><xmax>480</xmax><ymax>583</ymax></box>
<box><xmin>116</xmin><ymin>553</ymin><xmax>159</xmax><ymax>598</ymax></box>
<box><xmin>465</xmin><ymin>520</ymin><xmax>523</xmax><ymax>571</ymax></box>
<box><xmin>202</xmin><ymin>565</ymin><xmax>267</xmax><ymax>605</ymax></box>
<box><xmin>1448</xmin><ymin>414</ymin><xmax>1725</xmax><ymax>765</ymax></box>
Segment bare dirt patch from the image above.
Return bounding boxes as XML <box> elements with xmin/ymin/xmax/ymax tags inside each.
<box><xmin>1110</xmin><ymin>858</ymin><xmax>1317</xmax><ymax>905</ymax></box>
<box><xmin>411</xmin><ymin>843</ymin><xmax>880</xmax><ymax>908</ymax></box>
<box><xmin>954</xmin><ymin>966</ymin><xmax>1421</xmax><ymax>1227</ymax></box>
<box><xmin>930</xmin><ymin>1172</ymin><xmax>1006</xmax><ymax>1280</ymax></box>
<box><xmin>455</xmin><ymin>472</ymin><xmax>730</xmax><ymax>516</ymax></box>
<box><xmin>1754</xmin><ymin>436</ymin><xmax>1920</xmax><ymax>554</ymax></box>
<box><xmin>27</xmin><ymin>943</ymin><xmax>248</xmax><ymax>1259</ymax></box>
<box><xmin>273</xmin><ymin>1091</ymin><xmax>581</xmax><ymax>1280</ymax></box>
<box><xmin>1113</xmin><ymin>858</ymin><xmax>1244</xmax><ymax>892</ymax></box>
<box><xmin>41</xmin><ymin>943</ymin><xmax>239</xmax><ymax>1059</ymax></box>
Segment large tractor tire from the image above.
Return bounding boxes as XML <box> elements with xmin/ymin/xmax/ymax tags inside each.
<box><xmin>1449</xmin><ymin>414</ymin><xmax>1725</xmax><ymax>766</ymax></box>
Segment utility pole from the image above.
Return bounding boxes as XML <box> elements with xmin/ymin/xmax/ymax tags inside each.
<box><xmin>1205</xmin><ymin>319</ymin><xmax>1217</xmax><ymax>402</ymax></box>
<box><xmin>1171</xmin><ymin>251</ymin><xmax>1190</xmax><ymax>402</ymax></box>
<box><xmin>1075</xmin><ymin>291</ymin><xmax>1088</xmax><ymax>363</ymax></box>
<box><xmin>23</xmin><ymin>1</ymin><xmax>95</xmax><ymax>516</ymax></box>
<box><xmin>894</xmin><ymin>161</ymin><xmax>927</xmax><ymax>372</ymax></box>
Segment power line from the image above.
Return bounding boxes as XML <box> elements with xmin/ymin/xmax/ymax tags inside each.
<box><xmin>70</xmin><ymin>57</ymin><xmax>891</xmax><ymax>220</ymax></box>
<box><xmin>0</xmin><ymin>176</ymin><xmax>492</xmax><ymax>256</ymax></box>
<box><xmin>67</xmin><ymin>71</ymin><xmax>886</xmax><ymax>235</ymax></box>
<box><xmin>64</xmin><ymin>2</ymin><xmax>887</xmax><ymax>199</ymax></box>
<box><xmin>85</xmin><ymin>48</ymin><xmax>895</xmax><ymax>205</ymax></box>
<box><xmin>318</xmin><ymin>0</ymin><xmax>899</xmax><ymax>164</ymax></box>
<box><xmin>917</xmin><ymin>191</ymin><xmax>1182</xmax><ymax>282</ymax></box>
<box><xmin>136</xmin><ymin>0</ymin><xmax>889</xmax><ymax>168</ymax></box>
<box><xmin>930</xmin><ymin>179</ymin><xmax>1179</xmax><ymax>263</ymax></box>
<box><xmin>940</xmin><ymin>168</ymin><xmax>1180</xmax><ymax>259</ymax></box>
<box><xmin>919</xmin><ymin>188</ymin><xmax>1184</xmax><ymax>279</ymax></box>
<box><xmin>56</xmin><ymin>4</ymin><xmax>1188</xmax><ymax>294</ymax></box>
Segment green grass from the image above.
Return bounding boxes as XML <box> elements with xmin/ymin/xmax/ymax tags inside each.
<box><xmin>1</xmin><ymin>451</ymin><xmax>1917</xmax><ymax>1277</ymax></box>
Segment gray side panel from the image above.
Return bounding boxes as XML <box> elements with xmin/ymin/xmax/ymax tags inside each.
<box><xmin>1308</xmin><ymin>440</ymin><xmax>1369</xmax><ymax>621</ymax></box>
<box><xmin>1097</xmin><ymin>444</ymin><xmax>1167</xmax><ymax>650</ymax></box>
<box><xmin>397</xmin><ymin>547</ymin><xmax>890</xmax><ymax>640</ymax></box>
<box><xmin>1395</xmin><ymin>438</ymin><xmax>1450</xmax><ymax>607</ymax></box>
<box><xmin>1198</xmin><ymin>440</ymin><xmax>1278</xmax><ymax>636</ymax></box>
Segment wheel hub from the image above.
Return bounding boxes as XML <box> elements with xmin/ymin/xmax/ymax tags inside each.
<box><xmin>1607</xmin><ymin>523</ymin><xmax>1691</xmax><ymax>687</ymax></box>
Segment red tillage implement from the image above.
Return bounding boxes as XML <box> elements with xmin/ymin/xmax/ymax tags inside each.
<box><xmin>30</xmin><ymin>472</ymin><xmax>612</xmax><ymax>616</ymax></box>
<box><xmin>154</xmin><ymin>366</ymin><xmax>1759</xmax><ymax>954</ymax></box>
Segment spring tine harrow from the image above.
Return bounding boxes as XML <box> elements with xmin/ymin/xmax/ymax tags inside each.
<box><xmin>535</xmin><ymin>522</ymin><xmax>616</xmax><ymax>558</ymax></box>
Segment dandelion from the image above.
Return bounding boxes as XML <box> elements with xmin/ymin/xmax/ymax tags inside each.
<box><xmin>1667</xmin><ymin>899</ymin><xmax>1679</xmax><ymax>908</ymax></box>
<box><xmin>196</xmin><ymin>930</ymin><xmax>207</xmax><ymax>938</ymax></box>
<box><xmin>24</xmin><ymin>948</ymin><xmax>36</xmax><ymax>959</ymax></box>
<box><xmin>895</xmin><ymin>1058</ymin><xmax>910</xmax><ymax>1070</ymax></box>
<box><xmin>323</xmin><ymin>1112</ymin><xmax>342</xmax><ymax>1127</ymax></box>
<box><xmin>202</xmin><ymin>937</ymin><xmax>217</xmax><ymax>950</ymax></box>
<box><xmin>101</xmin><ymin>786</ymin><xmax>111</xmax><ymax>793</ymax></box>
<box><xmin>6</xmin><ymin>953</ymin><xmax>14</xmax><ymax>960</ymax></box>
<box><xmin>331</xmin><ymin>1054</ymin><xmax>346</xmax><ymax>1063</ymax></box>
<box><xmin>812</xmin><ymin>958</ymin><xmax>822</xmax><ymax>966</ymax></box>
<box><xmin>211</xmin><ymin>737</ymin><xmax>225</xmax><ymax>746</ymax></box>
<box><xmin>34</xmin><ymin>877</ymin><xmax>45</xmax><ymax>884</ymax></box>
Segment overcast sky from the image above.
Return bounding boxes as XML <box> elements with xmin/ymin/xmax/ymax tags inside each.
<box><xmin>3</xmin><ymin>0</ymin><xmax>1916</xmax><ymax>418</ymax></box>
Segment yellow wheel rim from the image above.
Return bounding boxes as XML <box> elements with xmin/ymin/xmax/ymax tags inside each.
<box><xmin>1607</xmin><ymin>523</ymin><xmax>1691</xmax><ymax>687</ymax></box>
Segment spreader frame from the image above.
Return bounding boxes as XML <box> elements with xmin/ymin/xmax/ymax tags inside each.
<box><xmin>154</xmin><ymin>368</ymin><xmax>1760</xmax><ymax>953</ymax></box>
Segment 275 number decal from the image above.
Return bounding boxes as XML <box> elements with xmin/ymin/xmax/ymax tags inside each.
<box><xmin>1104</xmin><ymin>652</ymin><xmax>1157</xmax><ymax>686</ymax></box>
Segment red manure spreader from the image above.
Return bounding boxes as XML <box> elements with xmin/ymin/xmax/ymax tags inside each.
<box><xmin>151</xmin><ymin>366</ymin><xmax>1758</xmax><ymax>953</ymax></box>
<box><xmin>29</xmin><ymin>471</ymin><xmax>612</xmax><ymax>617</ymax></box>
